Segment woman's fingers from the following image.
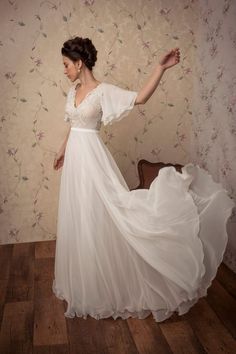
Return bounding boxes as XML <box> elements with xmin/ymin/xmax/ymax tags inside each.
<box><xmin>53</xmin><ymin>157</ymin><xmax>60</xmax><ymax>170</ymax></box>
<box><xmin>53</xmin><ymin>155</ymin><xmax>64</xmax><ymax>170</ymax></box>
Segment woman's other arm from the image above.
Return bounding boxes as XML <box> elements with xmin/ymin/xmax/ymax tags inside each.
<box><xmin>53</xmin><ymin>125</ymin><xmax>71</xmax><ymax>170</ymax></box>
<box><xmin>135</xmin><ymin>47</ymin><xmax>180</xmax><ymax>105</ymax></box>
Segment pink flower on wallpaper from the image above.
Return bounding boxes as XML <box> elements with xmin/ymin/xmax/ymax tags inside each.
<box><xmin>5</xmin><ymin>72</ymin><xmax>16</xmax><ymax>80</ymax></box>
<box><xmin>108</xmin><ymin>63</ymin><xmax>116</xmax><ymax>71</ymax></box>
<box><xmin>142</xmin><ymin>41</ymin><xmax>150</xmax><ymax>49</ymax></box>
<box><xmin>9</xmin><ymin>228</ymin><xmax>20</xmax><ymax>240</ymax></box>
<box><xmin>36</xmin><ymin>212</ymin><xmax>43</xmax><ymax>221</ymax></box>
<box><xmin>227</xmin><ymin>96</ymin><xmax>236</xmax><ymax>113</ymax></box>
<box><xmin>83</xmin><ymin>0</ymin><xmax>94</xmax><ymax>6</ymax></box>
<box><xmin>34</xmin><ymin>58</ymin><xmax>42</xmax><ymax>66</ymax></box>
<box><xmin>37</xmin><ymin>131</ymin><xmax>44</xmax><ymax>140</ymax></box>
<box><xmin>229</xmin><ymin>96</ymin><xmax>236</xmax><ymax>107</ymax></box>
<box><xmin>7</xmin><ymin>148</ymin><xmax>18</xmax><ymax>156</ymax></box>
<box><xmin>160</xmin><ymin>8</ymin><xmax>171</xmax><ymax>16</ymax></box>
<box><xmin>107</xmin><ymin>132</ymin><xmax>114</xmax><ymax>139</ymax></box>
<box><xmin>179</xmin><ymin>133</ymin><xmax>186</xmax><ymax>142</ymax></box>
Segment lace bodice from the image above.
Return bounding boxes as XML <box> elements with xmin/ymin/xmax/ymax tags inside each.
<box><xmin>64</xmin><ymin>82</ymin><xmax>138</xmax><ymax>129</ymax></box>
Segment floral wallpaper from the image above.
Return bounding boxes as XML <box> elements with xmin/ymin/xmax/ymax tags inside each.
<box><xmin>0</xmin><ymin>0</ymin><xmax>235</xmax><ymax>272</ymax></box>
<box><xmin>190</xmin><ymin>0</ymin><xmax>236</xmax><ymax>272</ymax></box>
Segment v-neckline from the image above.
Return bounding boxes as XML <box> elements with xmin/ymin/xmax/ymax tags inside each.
<box><xmin>73</xmin><ymin>82</ymin><xmax>103</xmax><ymax>109</ymax></box>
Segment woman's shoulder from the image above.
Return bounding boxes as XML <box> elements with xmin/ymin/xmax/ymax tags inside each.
<box><xmin>99</xmin><ymin>82</ymin><xmax>122</xmax><ymax>93</ymax></box>
<box><xmin>100</xmin><ymin>82</ymin><xmax>117</xmax><ymax>88</ymax></box>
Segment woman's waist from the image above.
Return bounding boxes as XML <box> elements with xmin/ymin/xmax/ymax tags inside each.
<box><xmin>70</xmin><ymin>126</ymin><xmax>100</xmax><ymax>133</ymax></box>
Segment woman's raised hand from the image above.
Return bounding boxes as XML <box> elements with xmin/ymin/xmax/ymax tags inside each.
<box><xmin>159</xmin><ymin>48</ymin><xmax>180</xmax><ymax>70</ymax></box>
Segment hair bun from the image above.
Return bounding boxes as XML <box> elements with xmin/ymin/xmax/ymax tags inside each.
<box><xmin>61</xmin><ymin>36</ymin><xmax>97</xmax><ymax>71</ymax></box>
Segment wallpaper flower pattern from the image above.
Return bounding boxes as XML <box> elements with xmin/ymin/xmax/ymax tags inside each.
<box><xmin>190</xmin><ymin>0</ymin><xmax>236</xmax><ymax>272</ymax></box>
<box><xmin>0</xmin><ymin>0</ymin><xmax>235</xmax><ymax>272</ymax></box>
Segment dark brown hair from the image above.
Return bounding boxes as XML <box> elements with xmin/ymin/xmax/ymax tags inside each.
<box><xmin>61</xmin><ymin>37</ymin><xmax>97</xmax><ymax>71</ymax></box>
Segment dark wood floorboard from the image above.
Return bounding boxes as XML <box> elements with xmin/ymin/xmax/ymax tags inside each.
<box><xmin>0</xmin><ymin>240</ymin><xmax>235</xmax><ymax>354</ymax></box>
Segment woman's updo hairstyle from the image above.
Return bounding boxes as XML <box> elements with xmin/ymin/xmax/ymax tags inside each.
<box><xmin>61</xmin><ymin>37</ymin><xmax>97</xmax><ymax>71</ymax></box>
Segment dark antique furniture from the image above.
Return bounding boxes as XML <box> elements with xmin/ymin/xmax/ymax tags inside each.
<box><xmin>131</xmin><ymin>160</ymin><xmax>183</xmax><ymax>190</ymax></box>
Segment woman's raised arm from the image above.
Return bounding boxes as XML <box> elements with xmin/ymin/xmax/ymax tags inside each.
<box><xmin>135</xmin><ymin>47</ymin><xmax>180</xmax><ymax>105</ymax></box>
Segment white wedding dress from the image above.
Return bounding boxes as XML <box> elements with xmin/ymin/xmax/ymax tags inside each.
<box><xmin>52</xmin><ymin>82</ymin><xmax>235</xmax><ymax>322</ymax></box>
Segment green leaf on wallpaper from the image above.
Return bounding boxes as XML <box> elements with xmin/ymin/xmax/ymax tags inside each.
<box><xmin>63</xmin><ymin>16</ymin><xmax>68</xmax><ymax>22</ymax></box>
<box><xmin>32</xmin><ymin>143</ymin><xmax>37</xmax><ymax>147</ymax></box>
<box><xmin>173</xmin><ymin>36</ymin><xmax>179</xmax><ymax>40</ymax></box>
<box><xmin>168</xmin><ymin>103</ymin><xmax>174</xmax><ymax>107</ymax></box>
<box><xmin>20</xmin><ymin>98</ymin><xmax>27</xmax><ymax>103</ymax></box>
<box><xmin>22</xmin><ymin>176</ymin><xmax>29</xmax><ymax>181</ymax></box>
<box><xmin>42</xmin><ymin>33</ymin><xmax>47</xmax><ymax>38</ymax></box>
<box><xmin>43</xmin><ymin>107</ymin><xmax>48</xmax><ymax>112</ymax></box>
<box><xmin>98</xmin><ymin>28</ymin><xmax>104</xmax><ymax>33</ymax></box>
<box><xmin>29</xmin><ymin>68</ymin><xmax>34</xmax><ymax>72</ymax></box>
<box><xmin>32</xmin><ymin>223</ymin><xmax>37</xmax><ymax>228</ymax></box>
<box><xmin>18</xmin><ymin>21</ymin><xmax>26</xmax><ymax>26</ymax></box>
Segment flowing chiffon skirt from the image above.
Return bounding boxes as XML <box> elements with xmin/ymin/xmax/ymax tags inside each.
<box><xmin>52</xmin><ymin>127</ymin><xmax>235</xmax><ymax>322</ymax></box>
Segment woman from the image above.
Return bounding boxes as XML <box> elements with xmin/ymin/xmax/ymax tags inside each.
<box><xmin>52</xmin><ymin>37</ymin><xmax>234</xmax><ymax>322</ymax></box>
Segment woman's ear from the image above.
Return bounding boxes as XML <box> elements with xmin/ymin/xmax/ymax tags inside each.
<box><xmin>75</xmin><ymin>58</ymin><xmax>83</xmax><ymax>71</ymax></box>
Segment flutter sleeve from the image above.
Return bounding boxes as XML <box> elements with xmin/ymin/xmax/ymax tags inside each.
<box><xmin>100</xmin><ymin>83</ymin><xmax>138</xmax><ymax>126</ymax></box>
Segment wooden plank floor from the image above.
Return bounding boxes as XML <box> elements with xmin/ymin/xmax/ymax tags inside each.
<box><xmin>0</xmin><ymin>241</ymin><xmax>235</xmax><ymax>354</ymax></box>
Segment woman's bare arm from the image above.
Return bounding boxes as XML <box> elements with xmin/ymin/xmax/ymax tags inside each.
<box><xmin>53</xmin><ymin>125</ymin><xmax>71</xmax><ymax>170</ymax></box>
<box><xmin>58</xmin><ymin>125</ymin><xmax>71</xmax><ymax>155</ymax></box>
<box><xmin>135</xmin><ymin>47</ymin><xmax>180</xmax><ymax>105</ymax></box>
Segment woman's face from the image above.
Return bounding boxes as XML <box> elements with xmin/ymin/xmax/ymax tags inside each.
<box><xmin>63</xmin><ymin>55</ymin><xmax>80</xmax><ymax>82</ymax></box>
